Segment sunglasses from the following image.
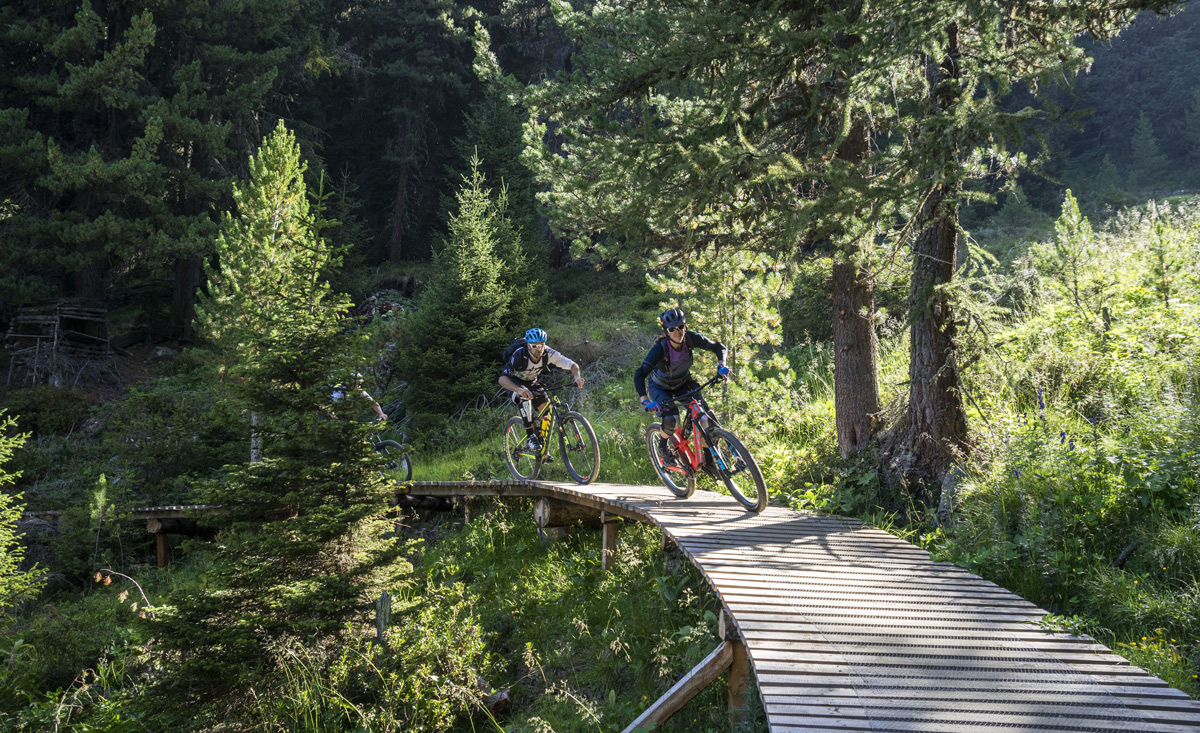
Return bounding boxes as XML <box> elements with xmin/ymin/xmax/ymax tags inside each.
<box><xmin>666</xmin><ymin>324</ymin><xmax>687</xmax><ymax>333</ymax></box>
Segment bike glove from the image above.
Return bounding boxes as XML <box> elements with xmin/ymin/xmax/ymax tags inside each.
<box><xmin>641</xmin><ymin>397</ymin><xmax>659</xmax><ymax>412</ymax></box>
<box><xmin>717</xmin><ymin>363</ymin><xmax>731</xmax><ymax>379</ymax></box>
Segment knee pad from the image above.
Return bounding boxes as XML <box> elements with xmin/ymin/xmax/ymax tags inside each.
<box><xmin>661</xmin><ymin>413</ymin><xmax>679</xmax><ymax>434</ymax></box>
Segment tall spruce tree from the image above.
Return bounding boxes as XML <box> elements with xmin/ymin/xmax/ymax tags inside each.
<box><xmin>402</xmin><ymin>158</ymin><xmax>519</xmax><ymax>420</ymax></box>
<box><xmin>1128</xmin><ymin>111</ymin><xmax>1171</xmax><ymax>190</ymax></box>
<box><xmin>451</xmin><ymin>87</ymin><xmax>547</xmax><ymax>307</ymax></box>
<box><xmin>154</xmin><ymin>122</ymin><xmax>401</xmax><ymax>703</ymax></box>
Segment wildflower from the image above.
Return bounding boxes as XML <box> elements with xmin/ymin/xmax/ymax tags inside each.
<box><xmin>1069</xmin><ymin>439</ymin><xmax>1075</xmax><ymax>451</ymax></box>
<box><xmin>1014</xmin><ymin>469</ymin><xmax>1021</xmax><ymax>478</ymax></box>
<box><xmin>1037</xmin><ymin>389</ymin><xmax>1045</xmax><ymax>410</ymax></box>
<box><xmin>1059</xmin><ymin>431</ymin><xmax>1066</xmax><ymax>443</ymax></box>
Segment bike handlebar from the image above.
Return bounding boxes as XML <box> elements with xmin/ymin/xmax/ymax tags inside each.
<box><xmin>667</xmin><ymin>373</ymin><xmax>725</xmax><ymax>403</ymax></box>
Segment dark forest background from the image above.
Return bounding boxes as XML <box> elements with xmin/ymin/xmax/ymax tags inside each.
<box><xmin>3</xmin><ymin>3</ymin><xmax>1199</xmax><ymax>335</ymax></box>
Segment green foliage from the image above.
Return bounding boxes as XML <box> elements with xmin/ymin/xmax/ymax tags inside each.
<box><xmin>648</xmin><ymin>249</ymin><xmax>800</xmax><ymax>437</ymax></box>
<box><xmin>93</xmin><ymin>377</ymin><xmax>245</xmax><ymax>507</ymax></box>
<box><xmin>155</xmin><ymin>123</ymin><xmax>403</xmax><ymax>705</ymax></box>
<box><xmin>255</xmin><ymin>588</ymin><xmax>498</xmax><ymax>732</ymax></box>
<box><xmin>0</xmin><ymin>414</ymin><xmax>42</xmax><ymax>618</ymax></box>
<box><xmin>402</xmin><ymin>159</ymin><xmax>530</xmax><ymax>423</ymax></box>
<box><xmin>0</xmin><ymin>0</ymin><xmax>312</xmax><ymax>322</ymax></box>
<box><xmin>0</xmin><ymin>387</ymin><xmax>95</xmax><ymax>437</ymax></box>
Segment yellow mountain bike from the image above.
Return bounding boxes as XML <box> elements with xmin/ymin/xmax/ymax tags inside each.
<box><xmin>503</xmin><ymin>380</ymin><xmax>599</xmax><ymax>483</ymax></box>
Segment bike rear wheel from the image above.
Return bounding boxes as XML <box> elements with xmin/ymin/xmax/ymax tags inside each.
<box><xmin>708</xmin><ymin>428</ymin><xmax>767</xmax><ymax>512</ymax></box>
<box><xmin>559</xmin><ymin>411</ymin><xmax>600</xmax><ymax>484</ymax></box>
<box><xmin>503</xmin><ymin>416</ymin><xmax>541</xmax><ymax>480</ymax></box>
<box><xmin>645</xmin><ymin>422</ymin><xmax>694</xmax><ymax>498</ymax></box>
<box><xmin>374</xmin><ymin>440</ymin><xmax>412</xmax><ymax>482</ymax></box>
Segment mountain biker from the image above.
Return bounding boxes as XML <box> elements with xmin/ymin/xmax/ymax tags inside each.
<box><xmin>633</xmin><ymin>307</ymin><xmax>730</xmax><ymax>467</ymax></box>
<box><xmin>499</xmin><ymin>328</ymin><xmax>585</xmax><ymax>451</ymax></box>
<box><xmin>328</xmin><ymin>372</ymin><xmax>388</xmax><ymax>422</ymax></box>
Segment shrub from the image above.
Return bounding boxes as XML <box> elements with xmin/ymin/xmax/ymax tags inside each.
<box><xmin>1</xmin><ymin>387</ymin><xmax>96</xmax><ymax>436</ymax></box>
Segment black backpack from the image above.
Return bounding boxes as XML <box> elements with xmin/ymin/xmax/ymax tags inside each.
<box><xmin>501</xmin><ymin>336</ymin><xmax>527</xmax><ymax>366</ymax></box>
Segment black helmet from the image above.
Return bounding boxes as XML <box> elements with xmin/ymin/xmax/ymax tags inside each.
<box><xmin>659</xmin><ymin>307</ymin><xmax>686</xmax><ymax>330</ymax></box>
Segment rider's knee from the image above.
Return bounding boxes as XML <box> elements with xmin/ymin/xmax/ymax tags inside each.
<box><xmin>661</xmin><ymin>413</ymin><xmax>679</xmax><ymax>433</ymax></box>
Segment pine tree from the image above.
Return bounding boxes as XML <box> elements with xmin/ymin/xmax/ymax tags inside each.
<box><xmin>1128</xmin><ymin>111</ymin><xmax>1171</xmax><ymax>191</ymax></box>
<box><xmin>451</xmin><ymin>87</ymin><xmax>547</xmax><ymax>318</ymax></box>
<box><xmin>0</xmin><ymin>0</ymin><xmax>318</xmax><ymax>333</ymax></box>
<box><xmin>1094</xmin><ymin>154</ymin><xmax>1129</xmax><ymax>209</ymax></box>
<box><xmin>154</xmin><ymin>122</ymin><xmax>402</xmax><ymax>703</ymax></box>
<box><xmin>1184</xmin><ymin>88</ymin><xmax>1200</xmax><ymax>165</ymax></box>
<box><xmin>402</xmin><ymin>159</ymin><xmax>514</xmax><ymax>420</ymax></box>
<box><xmin>517</xmin><ymin>0</ymin><xmax>1175</xmax><ymax>481</ymax></box>
<box><xmin>0</xmin><ymin>413</ymin><xmax>42</xmax><ymax>617</ymax></box>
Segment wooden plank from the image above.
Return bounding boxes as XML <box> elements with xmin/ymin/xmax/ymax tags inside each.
<box><xmin>621</xmin><ymin>641</ymin><xmax>732</xmax><ymax>732</ymax></box>
<box><xmin>765</xmin><ymin>701</ymin><xmax>1200</xmax><ymax>724</ymax></box>
<box><xmin>761</xmin><ymin>689</ymin><xmax>1200</xmax><ymax>708</ymax></box>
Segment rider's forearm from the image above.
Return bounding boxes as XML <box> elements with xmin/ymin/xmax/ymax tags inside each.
<box><xmin>499</xmin><ymin>375</ymin><xmax>522</xmax><ymax>393</ymax></box>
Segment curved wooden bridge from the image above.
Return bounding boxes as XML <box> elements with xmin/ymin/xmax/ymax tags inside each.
<box><xmin>26</xmin><ymin>479</ymin><xmax>1200</xmax><ymax>730</ymax></box>
<box><xmin>402</xmin><ymin>479</ymin><xmax>1200</xmax><ymax>733</ymax></box>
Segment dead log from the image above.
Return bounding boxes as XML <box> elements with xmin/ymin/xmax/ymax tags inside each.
<box><xmin>533</xmin><ymin>498</ymin><xmax>602</xmax><ymax>530</ymax></box>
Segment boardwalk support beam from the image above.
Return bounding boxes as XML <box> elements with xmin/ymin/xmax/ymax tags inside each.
<box><xmin>601</xmin><ymin>512</ymin><xmax>619</xmax><ymax>572</ymax></box>
<box><xmin>621</xmin><ymin>640</ymin><xmax>732</xmax><ymax>733</ymax></box>
<box><xmin>721</xmin><ymin>612</ymin><xmax>749</xmax><ymax>722</ymax></box>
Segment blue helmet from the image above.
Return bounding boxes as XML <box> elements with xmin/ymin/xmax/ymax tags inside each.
<box><xmin>524</xmin><ymin>327</ymin><xmax>548</xmax><ymax>344</ymax></box>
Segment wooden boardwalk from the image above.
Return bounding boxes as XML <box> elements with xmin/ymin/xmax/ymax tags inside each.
<box><xmin>403</xmin><ymin>480</ymin><xmax>1200</xmax><ymax>732</ymax></box>
<box><xmin>24</xmin><ymin>480</ymin><xmax>1200</xmax><ymax>729</ymax></box>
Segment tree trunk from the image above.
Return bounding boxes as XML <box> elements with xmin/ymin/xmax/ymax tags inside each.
<box><xmin>905</xmin><ymin>185</ymin><xmax>968</xmax><ymax>480</ymax></box>
<box><xmin>831</xmin><ymin>119</ymin><xmax>879</xmax><ymax>457</ymax></box>
<box><xmin>73</xmin><ymin>253</ymin><xmax>105</xmax><ymax>303</ymax></box>
<box><xmin>388</xmin><ymin>162</ymin><xmax>410</xmax><ymax>265</ymax></box>
<box><xmin>832</xmin><ymin>261</ymin><xmax>879</xmax><ymax>456</ymax></box>
<box><xmin>169</xmin><ymin>254</ymin><xmax>201</xmax><ymax>342</ymax></box>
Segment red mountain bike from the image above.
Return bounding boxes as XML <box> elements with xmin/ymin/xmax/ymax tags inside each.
<box><xmin>645</xmin><ymin>375</ymin><xmax>767</xmax><ymax>512</ymax></box>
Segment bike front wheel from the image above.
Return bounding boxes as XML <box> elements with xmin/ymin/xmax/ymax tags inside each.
<box><xmin>503</xmin><ymin>416</ymin><xmax>541</xmax><ymax>481</ymax></box>
<box><xmin>708</xmin><ymin>428</ymin><xmax>767</xmax><ymax>512</ymax></box>
<box><xmin>645</xmin><ymin>422</ymin><xmax>694</xmax><ymax>498</ymax></box>
<box><xmin>375</xmin><ymin>440</ymin><xmax>412</xmax><ymax>482</ymax></box>
<box><xmin>559</xmin><ymin>411</ymin><xmax>600</xmax><ymax>484</ymax></box>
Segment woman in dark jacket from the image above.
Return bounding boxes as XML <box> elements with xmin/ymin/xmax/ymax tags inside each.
<box><xmin>633</xmin><ymin>307</ymin><xmax>730</xmax><ymax>465</ymax></box>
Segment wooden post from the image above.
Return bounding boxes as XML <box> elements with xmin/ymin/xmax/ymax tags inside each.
<box><xmin>601</xmin><ymin>512</ymin><xmax>619</xmax><ymax>572</ymax></box>
<box><xmin>720</xmin><ymin>611</ymin><xmax>749</xmax><ymax>722</ymax></box>
<box><xmin>156</xmin><ymin>532</ymin><xmax>167</xmax><ymax>569</ymax></box>
<box><xmin>662</xmin><ymin>532</ymin><xmax>686</xmax><ymax>576</ymax></box>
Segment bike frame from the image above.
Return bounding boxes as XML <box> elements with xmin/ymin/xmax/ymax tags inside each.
<box><xmin>512</xmin><ymin>382</ymin><xmax>575</xmax><ymax>462</ymax></box>
<box><xmin>658</xmin><ymin>376</ymin><xmax>721</xmax><ymax>477</ymax></box>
